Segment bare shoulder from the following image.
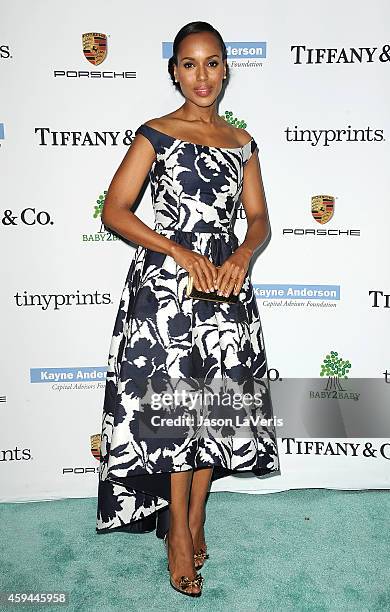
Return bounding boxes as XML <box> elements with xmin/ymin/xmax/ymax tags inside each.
<box><xmin>143</xmin><ymin>114</ymin><xmax>177</xmax><ymax>131</ymax></box>
<box><xmin>233</xmin><ymin>126</ymin><xmax>253</xmax><ymax>146</ymax></box>
<box><xmin>142</xmin><ymin>117</ymin><xmax>162</xmax><ymax>130</ymax></box>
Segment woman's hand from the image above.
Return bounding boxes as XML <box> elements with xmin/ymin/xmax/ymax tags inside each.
<box><xmin>215</xmin><ymin>246</ymin><xmax>253</xmax><ymax>297</ymax></box>
<box><xmin>170</xmin><ymin>244</ymin><xmax>218</xmax><ymax>293</ymax></box>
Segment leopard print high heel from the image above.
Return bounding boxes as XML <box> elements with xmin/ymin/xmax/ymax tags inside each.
<box><xmin>170</xmin><ymin>573</ymin><xmax>204</xmax><ymax>597</ymax></box>
<box><xmin>163</xmin><ymin>532</ymin><xmax>204</xmax><ymax>597</ymax></box>
<box><xmin>164</xmin><ymin>532</ymin><xmax>209</xmax><ymax>570</ymax></box>
<box><xmin>194</xmin><ymin>547</ymin><xmax>209</xmax><ymax>570</ymax></box>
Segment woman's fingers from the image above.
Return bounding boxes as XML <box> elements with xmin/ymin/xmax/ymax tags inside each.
<box><xmin>189</xmin><ymin>256</ymin><xmax>218</xmax><ymax>293</ymax></box>
<box><xmin>233</xmin><ymin>272</ymin><xmax>245</xmax><ymax>295</ymax></box>
<box><xmin>216</xmin><ymin>264</ymin><xmax>245</xmax><ymax>296</ymax></box>
<box><xmin>172</xmin><ymin>245</ymin><xmax>250</xmax><ymax>295</ymax></box>
<box><xmin>205</xmin><ymin>258</ymin><xmax>219</xmax><ymax>288</ymax></box>
<box><xmin>191</xmin><ymin>261</ymin><xmax>207</xmax><ymax>293</ymax></box>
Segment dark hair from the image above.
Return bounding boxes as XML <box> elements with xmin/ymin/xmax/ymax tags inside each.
<box><xmin>168</xmin><ymin>21</ymin><xmax>229</xmax><ymax>91</ymax></box>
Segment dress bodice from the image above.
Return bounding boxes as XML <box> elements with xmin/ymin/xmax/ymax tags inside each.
<box><xmin>135</xmin><ymin>123</ymin><xmax>258</xmax><ymax>234</ymax></box>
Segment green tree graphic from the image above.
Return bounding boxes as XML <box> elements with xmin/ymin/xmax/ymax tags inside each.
<box><xmin>221</xmin><ymin>110</ymin><xmax>247</xmax><ymax>128</ymax></box>
<box><xmin>93</xmin><ymin>191</ymin><xmax>107</xmax><ymax>219</ymax></box>
<box><xmin>320</xmin><ymin>351</ymin><xmax>351</xmax><ymax>390</ymax></box>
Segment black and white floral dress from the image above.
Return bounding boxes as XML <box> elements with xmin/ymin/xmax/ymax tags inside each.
<box><xmin>96</xmin><ymin>123</ymin><xmax>280</xmax><ymax>537</ymax></box>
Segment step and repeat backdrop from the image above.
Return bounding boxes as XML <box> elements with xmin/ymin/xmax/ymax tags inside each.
<box><xmin>2</xmin><ymin>1</ymin><xmax>390</xmax><ymax>505</ymax></box>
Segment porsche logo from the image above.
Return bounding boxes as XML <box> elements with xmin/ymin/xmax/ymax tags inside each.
<box><xmin>90</xmin><ymin>433</ymin><xmax>101</xmax><ymax>460</ymax></box>
<box><xmin>311</xmin><ymin>195</ymin><xmax>335</xmax><ymax>224</ymax></box>
<box><xmin>82</xmin><ymin>33</ymin><xmax>107</xmax><ymax>66</ymax></box>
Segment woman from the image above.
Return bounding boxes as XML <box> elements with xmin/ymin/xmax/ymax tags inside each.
<box><xmin>96</xmin><ymin>21</ymin><xmax>280</xmax><ymax>597</ymax></box>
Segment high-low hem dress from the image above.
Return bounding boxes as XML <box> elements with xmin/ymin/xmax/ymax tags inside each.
<box><xmin>96</xmin><ymin>123</ymin><xmax>281</xmax><ymax>538</ymax></box>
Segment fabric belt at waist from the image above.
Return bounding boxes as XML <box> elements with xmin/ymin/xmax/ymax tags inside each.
<box><xmin>154</xmin><ymin>225</ymin><xmax>234</xmax><ymax>235</ymax></box>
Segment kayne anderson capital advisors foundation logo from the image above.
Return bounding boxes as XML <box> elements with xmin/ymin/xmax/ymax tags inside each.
<box><xmin>54</xmin><ymin>32</ymin><xmax>136</xmax><ymax>79</ymax></box>
<box><xmin>283</xmin><ymin>194</ymin><xmax>361</xmax><ymax>237</ymax></box>
<box><xmin>252</xmin><ymin>283</ymin><xmax>340</xmax><ymax>309</ymax></box>
<box><xmin>162</xmin><ymin>41</ymin><xmax>267</xmax><ymax>68</ymax></box>
<box><xmin>30</xmin><ymin>367</ymin><xmax>107</xmax><ymax>390</ymax></box>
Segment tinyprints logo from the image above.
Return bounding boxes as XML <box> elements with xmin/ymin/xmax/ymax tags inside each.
<box><xmin>285</xmin><ymin>124</ymin><xmax>385</xmax><ymax>147</ymax></box>
<box><xmin>253</xmin><ymin>284</ymin><xmax>340</xmax><ymax>308</ymax></box>
<box><xmin>0</xmin><ymin>446</ymin><xmax>32</xmax><ymax>462</ymax></box>
<box><xmin>162</xmin><ymin>41</ymin><xmax>267</xmax><ymax>68</ymax></box>
<box><xmin>30</xmin><ymin>367</ymin><xmax>107</xmax><ymax>390</ymax></box>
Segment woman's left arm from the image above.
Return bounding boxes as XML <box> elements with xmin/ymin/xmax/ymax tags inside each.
<box><xmin>216</xmin><ymin>147</ymin><xmax>270</xmax><ymax>297</ymax></box>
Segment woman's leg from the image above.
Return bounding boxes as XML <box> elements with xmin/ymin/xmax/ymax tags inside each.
<box><xmin>168</xmin><ymin>470</ymin><xmax>202</xmax><ymax>594</ymax></box>
<box><xmin>188</xmin><ymin>467</ymin><xmax>213</xmax><ymax>553</ymax></box>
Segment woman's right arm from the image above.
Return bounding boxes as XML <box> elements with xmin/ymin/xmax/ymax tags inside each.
<box><xmin>101</xmin><ymin>132</ymin><xmax>217</xmax><ymax>293</ymax></box>
<box><xmin>101</xmin><ymin>132</ymin><xmax>177</xmax><ymax>257</ymax></box>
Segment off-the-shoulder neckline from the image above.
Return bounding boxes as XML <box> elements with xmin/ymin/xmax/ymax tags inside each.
<box><xmin>139</xmin><ymin>123</ymin><xmax>254</xmax><ymax>151</ymax></box>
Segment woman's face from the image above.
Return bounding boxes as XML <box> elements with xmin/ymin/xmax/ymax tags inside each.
<box><xmin>173</xmin><ymin>31</ymin><xmax>227</xmax><ymax>106</ymax></box>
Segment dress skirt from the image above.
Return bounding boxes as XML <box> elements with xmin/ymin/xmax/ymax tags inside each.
<box><xmin>96</xmin><ymin>228</ymin><xmax>280</xmax><ymax>537</ymax></box>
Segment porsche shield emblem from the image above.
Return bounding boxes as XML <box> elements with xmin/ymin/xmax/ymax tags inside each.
<box><xmin>90</xmin><ymin>433</ymin><xmax>101</xmax><ymax>461</ymax></box>
<box><xmin>82</xmin><ymin>33</ymin><xmax>107</xmax><ymax>65</ymax></box>
<box><xmin>311</xmin><ymin>195</ymin><xmax>335</xmax><ymax>224</ymax></box>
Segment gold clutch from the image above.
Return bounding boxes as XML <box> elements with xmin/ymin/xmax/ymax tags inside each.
<box><xmin>186</xmin><ymin>267</ymin><xmax>239</xmax><ymax>304</ymax></box>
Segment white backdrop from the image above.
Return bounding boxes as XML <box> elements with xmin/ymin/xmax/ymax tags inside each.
<box><xmin>1</xmin><ymin>0</ymin><xmax>390</xmax><ymax>504</ymax></box>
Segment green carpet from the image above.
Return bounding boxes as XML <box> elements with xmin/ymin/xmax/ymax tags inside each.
<box><xmin>0</xmin><ymin>489</ymin><xmax>389</xmax><ymax>611</ymax></box>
